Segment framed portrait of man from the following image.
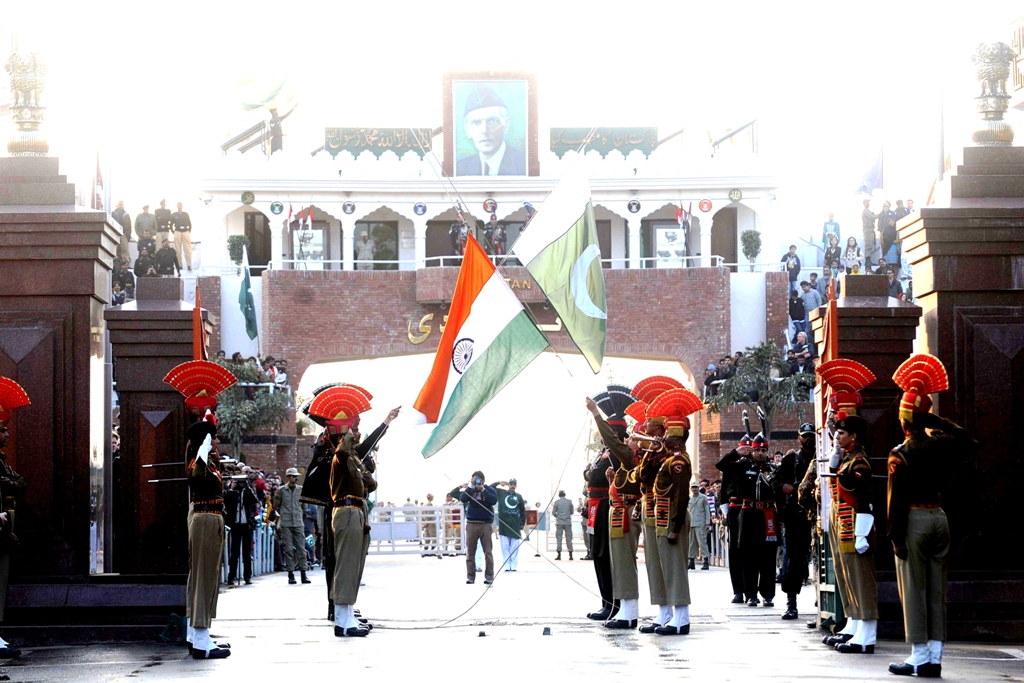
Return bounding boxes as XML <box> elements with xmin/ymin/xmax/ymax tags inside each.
<box><xmin>444</xmin><ymin>72</ymin><xmax>538</xmax><ymax>177</ymax></box>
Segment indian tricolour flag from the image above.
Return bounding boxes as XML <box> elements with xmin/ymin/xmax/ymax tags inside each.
<box><xmin>413</xmin><ymin>236</ymin><xmax>549</xmax><ymax>457</ymax></box>
<box><xmin>513</xmin><ymin>165</ymin><xmax>606</xmax><ymax>373</ymax></box>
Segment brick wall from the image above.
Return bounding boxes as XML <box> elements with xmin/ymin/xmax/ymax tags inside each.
<box><xmin>764</xmin><ymin>271</ymin><xmax>789</xmax><ymax>347</ymax></box>
<box><xmin>197</xmin><ymin>276</ymin><xmax>222</xmax><ymax>354</ymax></box>
<box><xmin>698</xmin><ymin>403</ymin><xmax>812</xmax><ymax>478</ymax></box>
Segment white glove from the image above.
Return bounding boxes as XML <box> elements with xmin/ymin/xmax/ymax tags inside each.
<box><xmin>828</xmin><ymin>441</ymin><xmax>842</xmax><ymax>470</ymax></box>
<box><xmin>854</xmin><ymin>513</ymin><xmax>874</xmax><ymax>554</ymax></box>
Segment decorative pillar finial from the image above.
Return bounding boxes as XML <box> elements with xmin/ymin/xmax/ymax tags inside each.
<box><xmin>4</xmin><ymin>50</ymin><xmax>49</xmax><ymax>156</ymax></box>
<box><xmin>971</xmin><ymin>42</ymin><xmax>1016</xmax><ymax>147</ymax></box>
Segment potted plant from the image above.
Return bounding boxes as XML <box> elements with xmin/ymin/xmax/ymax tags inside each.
<box><xmin>227</xmin><ymin>235</ymin><xmax>251</xmax><ymax>268</ymax></box>
<box><xmin>740</xmin><ymin>229</ymin><xmax>762</xmax><ymax>272</ymax></box>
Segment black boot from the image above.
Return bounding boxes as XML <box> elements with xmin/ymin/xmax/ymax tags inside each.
<box><xmin>688</xmin><ymin>558</ymin><xmax>695</xmax><ymax>570</ymax></box>
<box><xmin>288</xmin><ymin>572</ymin><xmax>296</xmax><ymax>585</ymax></box>
<box><xmin>701</xmin><ymin>557</ymin><xmax>709</xmax><ymax>570</ymax></box>
<box><xmin>569</xmin><ymin>551</ymin><xmax>573</xmax><ymax>560</ymax></box>
<box><xmin>556</xmin><ymin>552</ymin><xmax>561</xmax><ymax>561</ymax></box>
<box><xmin>781</xmin><ymin>595</ymin><xmax>798</xmax><ymax>620</ymax></box>
<box><xmin>301</xmin><ymin>571</ymin><xmax>311</xmax><ymax>584</ymax></box>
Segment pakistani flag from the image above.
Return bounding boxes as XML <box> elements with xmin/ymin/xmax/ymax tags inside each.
<box><xmin>513</xmin><ymin>166</ymin><xmax>606</xmax><ymax>373</ymax></box>
<box><xmin>239</xmin><ymin>245</ymin><xmax>259</xmax><ymax>340</ymax></box>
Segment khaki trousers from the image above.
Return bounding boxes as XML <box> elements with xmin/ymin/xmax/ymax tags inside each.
<box><xmin>657</xmin><ymin>515</ymin><xmax>691</xmax><ymax>605</ymax></box>
<box><xmin>175</xmin><ymin>231</ymin><xmax>193</xmax><ymax>269</ymax></box>
<box><xmin>464</xmin><ymin>521</ymin><xmax>494</xmax><ymax>581</ymax></box>
<box><xmin>689</xmin><ymin>525</ymin><xmax>710</xmax><ymax>559</ymax></box>
<box><xmin>332</xmin><ymin>507</ymin><xmax>365</xmax><ymax>605</ymax></box>
<box><xmin>280</xmin><ymin>525</ymin><xmax>309</xmax><ymax>572</ymax></box>
<box><xmin>188</xmin><ymin>512</ymin><xmax>224</xmax><ymax>629</ymax></box>
<box><xmin>830</xmin><ymin>509</ymin><xmax>878</xmax><ymax>620</ymax></box>
<box><xmin>896</xmin><ymin>508</ymin><xmax>949</xmax><ymax>642</ymax></box>
<box><xmin>609</xmin><ymin>520</ymin><xmax>640</xmax><ymax>600</ymax></box>
<box><xmin>643</xmin><ymin>522</ymin><xmax>668</xmax><ymax>606</ymax></box>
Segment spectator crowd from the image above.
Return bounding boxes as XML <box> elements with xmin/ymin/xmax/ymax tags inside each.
<box><xmin>107</xmin><ymin>199</ymin><xmax>193</xmax><ymax>304</ymax></box>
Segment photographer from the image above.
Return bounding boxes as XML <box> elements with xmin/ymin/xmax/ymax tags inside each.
<box><xmin>458</xmin><ymin>471</ymin><xmax>497</xmax><ymax>584</ymax></box>
<box><xmin>224</xmin><ymin>468</ymin><xmax>259</xmax><ymax>586</ymax></box>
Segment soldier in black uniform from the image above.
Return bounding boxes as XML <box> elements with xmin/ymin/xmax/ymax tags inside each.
<box><xmin>717</xmin><ymin>434</ymin><xmax>752</xmax><ymax>603</ymax></box>
<box><xmin>777</xmin><ymin>423</ymin><xmax>816</xmax><ymax>620</ymax></box>
<box><xmin>719</xmin><ymin>433</ymin><xmax>780</xmax><ymax>607</ymax></box>
<box><xmin>583</xmin><ymin>441</ymin><xmax>618</xmax><ymax>621</ymax></box>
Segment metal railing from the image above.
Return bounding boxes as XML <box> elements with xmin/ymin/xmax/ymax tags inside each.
<box><xmin>262</xmin><ymin>254</ymin><xmax>729</xmax><ymax>270</ymax></box>
<box><xmin>368</xmin><ymin>505</ymin><xmax>466</xmax><ymax>555</ymax></box>
<box><xmin>221</xmin><ymin>522</ymin><xmax>276</xmax><ymax>582</ymax></box>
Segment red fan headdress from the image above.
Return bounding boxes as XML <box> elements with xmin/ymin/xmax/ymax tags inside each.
<box><xmin>631</xmin><ymin>375</ymin><xmax>684</xmax><ymax>404</ymax></box>
<box><xmin>163</xmin><ymin>360</ymin><xmax>237</xmax><ymax>415</ymax></box>
<box><xmin>0</xmin><ymin>377</ymin><xmax>31</xmax><ymax>427</ymax></box>
<box><xmin>309</xmin><ymin>385</ymin><xmax>373</xmax><ymax>435</ymax></box>
<box><xmin>624</xmin><ymin>401</ymin><xmax>648</xmax><ymax>433</ymax></box>
<box><xmin>893</xmin><ymin>354</ymin><xmax>949</xmax><ymax>422</ymax></box>
<box><xmin>817</xmin><ymin>358</ymin><xmax>876</xmax><ymax>420</ymax></box>
<box><xmin>647</xmin><ymin>388</ymin><xmax>703</xmax><ymax>437</ymax></box>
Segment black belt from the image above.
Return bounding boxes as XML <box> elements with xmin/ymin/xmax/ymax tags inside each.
<box><xmin>193</xmin><ymin>501</ymin><xmax>223</xmax><ymax>513</ymax></box>
<box><xmin>174</xmin><ymin>228</ymin><xmax>191</xmax><ymax>232</ymax></box>
<box><xmin>741</xmin><ymin>499</ymin><xmax>775</xmax><ymax>510</ymax></box>
<box><xmin>335</xmin><ymin>495</ymin><xmax>365</xmax><ymax>508</ymax></box>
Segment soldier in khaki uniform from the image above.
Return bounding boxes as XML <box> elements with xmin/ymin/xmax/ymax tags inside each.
<box><xmin>648</xmin><ymin>388</ymin><xmax>704</xmax><ymax>636</ymax></box>
<box><xmin>274</xmin><ymin>467</ymin><xmax>311</xmax><ymax>585</ymax></box>
<box><xmin>0</xmin><ymin>377</ymin><xmax>29</xmax><ymax>659</ymax></box>
<box><xmin>688</xmin><ymin>482</ymin><xmax>711</xmax><ymax>570</ymax></box>
<box><xmin>887</xmin><ymin>354</ymin><xmax>975</xmax><ymax>678</ymax></box>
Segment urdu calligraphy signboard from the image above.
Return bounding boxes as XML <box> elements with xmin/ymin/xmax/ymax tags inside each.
<box><xmin>549</xmin><ymin>127</ymin><xmax>658</xmax><ymax>159</ymax></box>
<box><xmin>325</xmin><ymin>128</ymin><xmax>433</xmax><ymax>159</ymax></box>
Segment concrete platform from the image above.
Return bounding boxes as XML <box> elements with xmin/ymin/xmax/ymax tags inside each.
<box><xmin>2</xmin><ymin>547</ymin><xmax>1023</xmax><ymax>680</ymax></box>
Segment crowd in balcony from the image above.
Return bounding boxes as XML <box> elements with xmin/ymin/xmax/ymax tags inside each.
<box><xmin>107</xmin><ymin>199</ymin><xmax>194</xmax><ymax>303</ymax></box>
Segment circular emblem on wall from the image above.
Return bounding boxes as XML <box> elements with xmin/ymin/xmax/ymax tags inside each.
<box><xmin>728</xmin><ymin>188</ymin><xmax>743</xmax><ymax>202</ymax></box>
<box><xmin>413</xmin><ymin>202</ymin><xmax>427</xmax><ymax>216</ymax></box>
<box><xmin>483</xmin><ymin>198</ymin><xmax>498</xmax><ymax>214</ymax></box>
<box><xmin>452</xmin><ymin>338</ymin><xmax>474</xmax><ymax>374</ymax></box>
<box><xmin>241</xmin><ymin>191</ymin><xmax>255</xmax><ymax>205</ymax></box>
<box><xmin>627</xmin><ymin>199</ymin><xmax>641</xmax><ymax>214</ymax></box>
<box><xmin>699</xmin><ymin>199</ymin><xmax>713</xmax><ymax>212</ymax></box>
<box><xmin>270</xmin><ymin>201</ymin><xmax>284</xmax><ymax>215</ymax></box>
<box><xmin>342</xmin><ymin>201</ymin><xmax>356</xmax><ymax>215</ymax></box>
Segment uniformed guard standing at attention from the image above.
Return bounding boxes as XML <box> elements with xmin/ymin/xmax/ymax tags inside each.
<box><xmin>163</xmin><ymin>359</ymin><xmax>238</xmax><ymax>656</ymax></box>
<box><xmin>829</xmin><ymin>412</ymin><xmax>878</xmax><ymax>654</ymax></box>
<box><xmin>815</xmin><ymin>358</ymin><xmax>877</xmax><ymax>647</ymax></box>
<box><xmin>718</xmin><ymin>433</ymin><xmax>753</xmax><ymax>604</ymax></box>
<box><xmin>777</xmin><ymin>422</ymin><xmax>817</xmax><ymax>620</ymax></box>
<box><xmin>720</xmin><ymin>433</ymin><xmax>780</xmax><ymax>608</ymax></box>
<box><xmin>0</xmin><ymin>377</ymin><xmax>29</xmax><ymax>660</ymax></box>
<box><xmin>648</xmin><ymin>387</ymin><xmax>704</xmax><ymax>635</ymax></box>
<box><xmin>887</xmin><ymin>354</ymin><xmax>975</xmax><ymax>678</ymax></box>
<box><xmin>585</xmin><ymin>385</ymin><xmax>641</xmax><ymax>629</ymax></box>
<box><xmin>184</xmin><ymin>417</ymin><xmax>231</xmax><ymax>659</ymax></box>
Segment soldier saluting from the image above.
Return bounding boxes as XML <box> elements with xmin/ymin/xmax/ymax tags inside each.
<box><xmin>887</xmin><ymin>354</ymin><xmax>975</xmax><ymax>678</ymax></box>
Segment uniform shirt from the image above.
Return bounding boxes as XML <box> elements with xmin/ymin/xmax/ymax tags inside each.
<box><xmin>171</xmin><ymin>211</ymin><xmax>192</xmax><ymax>232</ymax></box>
<box><xmin>134</xmin><ymin>212</ymin><xmax>156</xmax><ymax>238</ymax></box>
<box><xmin>187</xmin><ymin>457</ymin><xmax>223</xmax><ymax>504</ymax></box>
<box><xmin>330</xmin><ymin>435</ymin><xmax>377</xmax><ymax>505</ymax></box>
<box><xmin>154</xmin><ymin>246</ymin><xmax>181</xmax><ymax>275</ymax></box>
<box><xmin>653</xmin><ymin>449</ymin><xmax>692</xmax><ymax>534</ymax></box>
<box><xmin>776</xmin><ymin>447</ymin><xmax>814</xmax><ymax>518</ymax></box>
<box><xmin>688</xmin><ymin>492</ymin><xmax>711</xmax><ymax>528</ymax></box>
<box><xmin>274</xmin><ymin>484</ymin><xmax>305</xmax><ymax>528</ymax></box>
<box><xmin>154</xmin><ymin>207</ymin><xmax>172</xmax><ymax>232</ymax></box>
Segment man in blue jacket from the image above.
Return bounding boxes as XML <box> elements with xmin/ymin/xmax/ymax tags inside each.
<box><xmin>459</xmin><ymin>471</ymin><xmax>497</xmax><ymax>584</ymax></box>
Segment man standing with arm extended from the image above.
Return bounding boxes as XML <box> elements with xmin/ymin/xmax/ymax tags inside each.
<box><xmin>460</xmin><ymin>472</ymin><xmax>498</xmax><ymax>584</ymax></box>
<box><xmin>491</xmin><ymin>478</ymin><xmax>526</xmax><ymax>572</ymax></box>
<box><xmin>274</xmin><ymin>468</ymin><xmax>310</xmax><ymax>585</ymax></box>
<box><xmin>552</xmin><ymin>490</ymin><xmax>574</xmax><ymax>560</ymax></box>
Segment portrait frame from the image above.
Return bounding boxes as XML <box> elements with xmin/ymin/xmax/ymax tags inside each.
<box><xmin>443</xmin><ymin>71</ymin><xmax>539</xmax><ymax>178</ymax></box>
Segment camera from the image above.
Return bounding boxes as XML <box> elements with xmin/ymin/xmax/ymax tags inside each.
<box><xmin>473</xmin><ymin>477</ymin><xmax>484</xmax><ymax>486</ymax></box>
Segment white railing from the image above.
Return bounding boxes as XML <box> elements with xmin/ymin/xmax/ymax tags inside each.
<box><xmin>263</xmin><ymin>255</ymin><xmax>727</xmax><ymax>270</ymax></box>
<box><xmin>720</xmin><ymin>261</ymin><xmax>787</xmax><ymax>272</ymax></box>
<box><xmin>368</xmin><ymin>505</ymin><xmax>465</xmax><ymax>555</ymax></box>
<box><xmin>221</xmin><ymin>522</ymin><xmax>276</xmax><ymax>582</ymax></box>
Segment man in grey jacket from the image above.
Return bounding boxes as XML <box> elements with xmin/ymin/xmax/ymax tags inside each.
<box><xmin>552</xmin><ymin>490</ymin><xmax>574</xmax><ymax>560</ymax></box>
<box><xmin>687</xmin><ymin>482</ymin><xmax>712</xmax><ymax>571</ymax></box>
<box><xmin>274</xmin><ymin>468</ymin><xmax>310</xmax><ymax>585</ymax></box>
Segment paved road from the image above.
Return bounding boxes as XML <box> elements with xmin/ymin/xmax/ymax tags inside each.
<box><xmin>3</xmin><ymin>547</ymin><xmax>1022</xmax><ymax>680</ymax></box>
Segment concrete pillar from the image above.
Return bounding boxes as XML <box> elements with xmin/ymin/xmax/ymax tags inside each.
<box><xmin>413</xmin><ymin>216</ymin><xmax>428</xmax><ymax>269</ymax></box>
<box><xmin>342</xmin><ymin>221</ymin><xmax>354</xmax><ymax>270</ymax></box>
<box><xmin>700</xmin><ymin>215</ymin><xmax>712</xmax><ymax>267</ymax></box>
<box><xmin>270</xmin><ymin>218</ymin><xmax>285</xmax><ymax>269</ymax></box>
<box><xmin>627</xmin><ymin>219</ymin><xmax>642</xmax><ymax>269</ymax></box>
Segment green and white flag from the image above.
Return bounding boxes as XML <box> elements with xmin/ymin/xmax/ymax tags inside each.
<box><xmin>513</xmin><ymin>166</ymin><xmax>606</xmax><ymax>373</ymax></box>
<box><xmin>239</xmin><ymin>244</ymin><xmax>259</xmax><ymax>340</ymax></box>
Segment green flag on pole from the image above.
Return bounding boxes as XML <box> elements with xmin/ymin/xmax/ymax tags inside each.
<box><xmin>239</xmin><ymin>244</ymin><xmax>259</xmax><ymax>340</ymax></box>
<box><xmin>512</xmin><ymin>165</ymin><xmax>606</xmax><ymax>373</ymax></box>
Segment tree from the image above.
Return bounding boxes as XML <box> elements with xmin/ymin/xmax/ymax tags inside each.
<box><xmin>213</xmin><ymin>358</ymin><xmax>290</xmax><ymax>460</ymax></box>
<box><xmin>740</xmin><ymin>229</ymin><xmax>762</xmax><ymax>272</ymax></box>
<box><xmin>704</xmin><ymin>340</ymin><xmax>814</xmax><ymax>442</ymax></box>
